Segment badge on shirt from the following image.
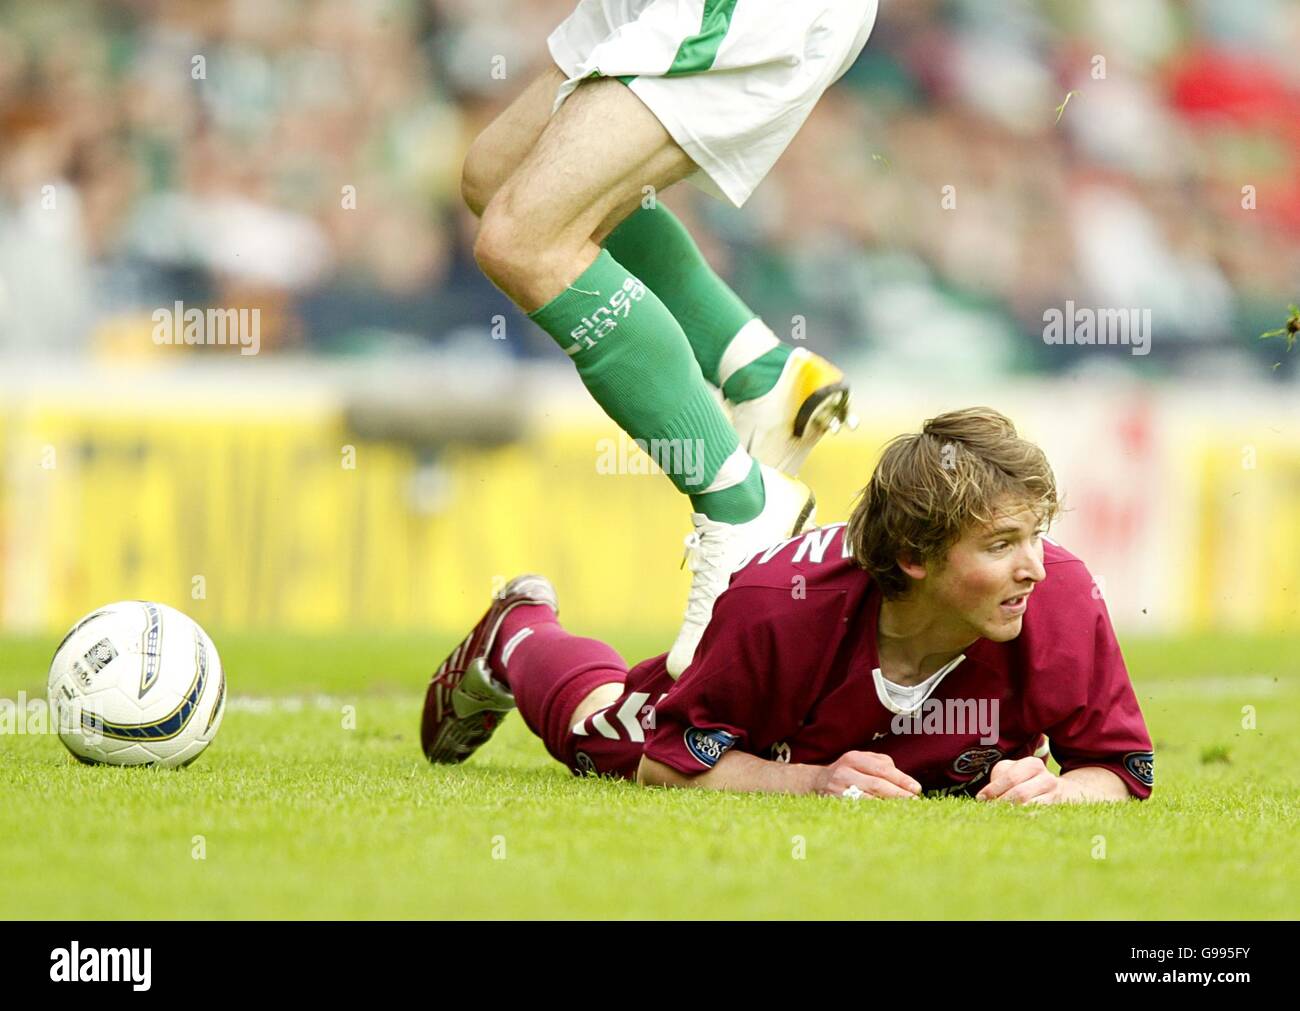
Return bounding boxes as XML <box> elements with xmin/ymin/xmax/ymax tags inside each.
<box><xmin>684</xmin><ymin>727</ymin><xmax>739</xmax><ymax>768</ymax></box>
<box><xmin>953</xmin><ymin>746</ymin><xmax>1003</xmax><ymax>777</ymax></box>
<box><xmin>1124</xmin><ymin>751</ymin><xmax>1155</xmax><ymax>786</ymax></box>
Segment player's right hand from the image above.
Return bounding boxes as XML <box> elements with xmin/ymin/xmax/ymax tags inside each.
<box><xmin>816</xmin><ymin>751</ymin><xmax>923</xmax><ymax>799</ymax></box>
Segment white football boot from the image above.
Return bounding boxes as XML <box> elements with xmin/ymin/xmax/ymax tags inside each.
<box><xmin>728</xmin><ymin>347</ymin><xmax>857</xmax><ymax>477</ymax></box>
<box><xmin>666</xmin><ymin>465</ymin><xmax>816</xmax><ymax>678</ymax></box>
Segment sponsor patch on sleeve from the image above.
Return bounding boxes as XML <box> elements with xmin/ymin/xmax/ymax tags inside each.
<box><xmin>1123</xmin><ymin>751</ymin><xmax>1155</xmax><ymax>786</ymax></box>
<box><xmin>684</xmin><ymin>727</ymin><xmax>739</xmax><ymax>768</ymax></box>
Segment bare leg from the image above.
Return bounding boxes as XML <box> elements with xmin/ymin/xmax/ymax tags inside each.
<box><xmin>472</xmin><ymin>77</ymin><xmax>696</xmax><ymax>311</ymax></box>
<box><xmin>460</xmin><ymin>65</ymin><xmax>570</xmax><ymax>218</ymax></box>
<box><xmin>569</xmin><ymin>682</ymin><xmax>626</xmax><ymax>725</ymax></box>
<box><xmin>461</xmin><ymin>65</ymin><xmax>675</xmax><ymax>246</ymax></box>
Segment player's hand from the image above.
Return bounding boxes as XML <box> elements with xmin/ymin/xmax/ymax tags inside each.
<box><xmin>816</xmin><ymin>751</ymin><xmax>923</xmax><ymax>799</ymax></box>
<box><xmin>975</xmin><ymin>756</ymin><xmax>1074</xmax><ymax>804</ymax></box>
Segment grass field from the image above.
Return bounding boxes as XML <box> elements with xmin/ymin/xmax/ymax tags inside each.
<box><xmin>1</xmin><ymin>629</ymin><xmax>1298</xmax><ymax>919</ymax></box>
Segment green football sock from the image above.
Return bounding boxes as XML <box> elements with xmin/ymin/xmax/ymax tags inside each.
<box><xmin>690</xmin><ymin>458</ymin><xmax>765</xmax><ymax>521</ymax></box>
<box><xmin>528</xmin><ymin>248</ymin><xmax>764</xmax><ymax>523</ymax></box>
<box><xmin>603</xmin><ymin>204</ymin><xmax>791</xmax><ymax>402</ymax></box>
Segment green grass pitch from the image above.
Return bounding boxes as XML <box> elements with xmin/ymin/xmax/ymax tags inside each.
<box><xmin>1</xmin><ymin>629</ymin><xmax>1297</xmax><ymax>919</ymax></box>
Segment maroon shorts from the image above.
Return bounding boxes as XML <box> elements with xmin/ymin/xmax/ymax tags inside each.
<box><xmin>560</xmin><ymin>652</ymin><xmax>677</xmax><ymax>780</ymax></box>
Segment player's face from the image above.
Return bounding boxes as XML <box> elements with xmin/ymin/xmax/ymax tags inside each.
<box><xmin>928</xmin><ymin>503</ymin><xmax>1048</xmax><ymax>642</ymax></box>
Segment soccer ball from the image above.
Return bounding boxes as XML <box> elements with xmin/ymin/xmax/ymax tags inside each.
<box><xmin>47</xmin><ymin>601</ymin><xmax>226</xmax><ymax>768</ymax></box>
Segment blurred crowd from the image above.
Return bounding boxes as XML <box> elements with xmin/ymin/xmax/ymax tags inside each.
<box><xmin>0</xmin><ymin>0</ymin><xmax>1297</xmax><ymax>378</ymax></box>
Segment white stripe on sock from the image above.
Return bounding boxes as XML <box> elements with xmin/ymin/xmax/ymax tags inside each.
<box><xmin>500</xmin><ymin>626</ymin><xmax>534</xmax><ymax>667</ymax></box>
<box><xmin>716</xmin><ymin>318</ymin><xmax>779</xmax><ymax>387</ymax></box>
<box><xmin>702</xmin><ymin>445</ymin><xmax>755</xmax><ymax>495</ymax></box>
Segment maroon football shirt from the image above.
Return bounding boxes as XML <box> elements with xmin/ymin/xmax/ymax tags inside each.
<box><xmin>636</xmin><ymin>523</ymin><xmax>1155</xmax><ymax>798</ymax></box>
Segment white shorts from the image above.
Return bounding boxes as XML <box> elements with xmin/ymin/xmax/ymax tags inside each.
<box><xmin>547</xmin><ymin>0</ymin><xmax>880</xmax><ymax>207</ymax></box>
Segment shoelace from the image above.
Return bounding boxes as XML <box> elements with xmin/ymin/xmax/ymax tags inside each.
<box><xmin>679</xmin><ymin>525</ymin><xmax>738</xmax><ymax>625</ymax></box>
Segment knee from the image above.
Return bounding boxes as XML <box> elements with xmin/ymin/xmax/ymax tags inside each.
<box><xmin>474</xmin><ymin>188</ymin><xmax>567</xmax><ymax>290</ymax></box>
<box><xmin>471</xmin><ymin>195</ymin><xmax>528</xmax><ymax>282</ymax></box>
<box><xmin>460</xmin><ymin>141</ymin><xmax>496</xmax><ymax>219</ymax></box>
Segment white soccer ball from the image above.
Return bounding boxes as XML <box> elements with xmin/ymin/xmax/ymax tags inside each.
<box><xmin>47</xmin><ymin>601</ymin><xmax>226</xmax><ymax>768</ymax></box>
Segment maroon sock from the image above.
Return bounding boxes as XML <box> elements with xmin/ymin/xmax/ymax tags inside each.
<box><xmin>490</xmin><ymin>604</ymin><xmax>626</xmax><ymax>763</ymax></box>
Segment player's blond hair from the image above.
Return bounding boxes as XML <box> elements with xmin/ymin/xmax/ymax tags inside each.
<box><xmin>845</xmin><ymin>407</ymin><xmax>1059</xmax><ymax>598</ymax></box>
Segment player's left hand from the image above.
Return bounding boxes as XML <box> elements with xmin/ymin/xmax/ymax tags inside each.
<box><xmin>975</xmin><ymin>756</ymin><xmax>1080</xmax><ymax>805</ymax></box>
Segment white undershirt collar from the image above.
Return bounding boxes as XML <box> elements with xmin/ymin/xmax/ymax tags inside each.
<box><xmin>872</xmin><ymin>654</ymin><xmax>967</xmax><ymax>715</ymax></box>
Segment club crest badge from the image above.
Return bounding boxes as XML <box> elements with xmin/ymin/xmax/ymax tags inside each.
<box><xmin>953</xmin><ymin>746</ymin><xmax>1003</xmax><ymax>777</ymax></box>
